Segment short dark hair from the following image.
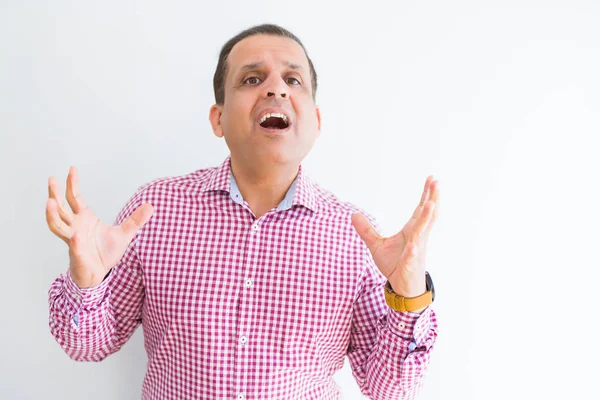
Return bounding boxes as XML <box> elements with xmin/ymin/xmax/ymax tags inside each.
<box><xmin>212</xmin><ymin>24</ymin><xmax>318</xmax><ymax>105</ymax></box>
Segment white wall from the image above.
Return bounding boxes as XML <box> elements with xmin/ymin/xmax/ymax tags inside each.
<box><xmin>1</xmin><ymin>1</ymin><xmax>599</xmax><ymax>399</ymax></box>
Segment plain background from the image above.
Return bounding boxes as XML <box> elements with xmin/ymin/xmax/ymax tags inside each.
<box><xmin>1</xmin><ymin>0</ymin><xmax>599</xmax><ymax>399</ymax></box>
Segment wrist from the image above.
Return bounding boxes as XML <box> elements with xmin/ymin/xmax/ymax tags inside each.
<box><xmin>390</xmin><ymin>280</ymin><xmax>427</xmax><ymax>298</ymax></box>
<box><xmin>384</xmin><ymin>272</ymin><xmax>435</xmax><ymax>313</ymax></box>
<box><xmin>69</xmin><ymin>269</ymin><xmax>106</xmax><ymax>289</ymax></box>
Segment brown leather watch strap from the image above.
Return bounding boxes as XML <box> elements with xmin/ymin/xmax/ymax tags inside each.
<box><xmin>384</xmin><ymin>280</ymin><xmax>433</xmax><ymax>312</ymax></box>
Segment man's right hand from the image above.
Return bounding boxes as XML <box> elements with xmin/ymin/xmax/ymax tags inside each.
<box><xmin>46</xmin><ymin>166</ymin><xmax>154</xmax><ymax>289</ymax></box>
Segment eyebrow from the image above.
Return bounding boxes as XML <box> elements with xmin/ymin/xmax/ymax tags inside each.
<box><xmin>239</xmin><ymin>61</ymin><xmax>305</xmax><ymax>73</ymax></box>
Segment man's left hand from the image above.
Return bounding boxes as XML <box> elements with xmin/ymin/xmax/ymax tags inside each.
<box><xmin>352</xmin><ymin>176</ymin><xmax>440</xmax><ymax>304</ymax></box>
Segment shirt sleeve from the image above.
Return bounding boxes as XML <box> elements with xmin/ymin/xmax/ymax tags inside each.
<box><xmin>47</xmin><ymin>189</ymin><xmax>147</xmax><ymax>362</ymax></box>
<box><xmin>346</xmin><ymin>219</ymin><xmax>439</xmax><ymax>399</ymax></box>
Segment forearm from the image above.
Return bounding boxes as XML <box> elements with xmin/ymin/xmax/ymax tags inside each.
<box><xmin>348</xmin><ymin>303</ymin><xmax>438</xmax><ymax>400</ymax></box>
<box><xmin>48</xmin><ymin>269</ymin><xmax>140</xmax><ymax>362</ymax></box>
<box><xmin>366</xmin><ymin>307</ymin><xmax>438</xmax><ymax>398</ymax></box>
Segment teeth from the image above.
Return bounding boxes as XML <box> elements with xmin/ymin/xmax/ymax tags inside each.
<box><xmin>260</xmin><ymin>112</ymin><xmax>288</xmax><ymax>125</ymax></box>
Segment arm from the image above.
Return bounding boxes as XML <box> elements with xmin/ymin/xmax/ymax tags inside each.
<box><xmin>349</xmin><ymin>176</ymin><xmax>441</xmax><ymax>398</ymax></box>
<box><xmin>47</xmin><ymin>191</ymin><xmax>146</xmax><ymax>362</ymax></box>
<box><xmin>346</xmin><ymin>250</ymin><xmax>438</xmax><ymax>399</ymax></box>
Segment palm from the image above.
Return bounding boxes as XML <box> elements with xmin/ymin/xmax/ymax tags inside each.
<box><xmin>369</xmin><ymin>229</ymin><xmax>408</xmax><ymax>277</ymax></box>
<box><xmin>67</xmin><ymin>209</ymin><xmax>128</xmax><ymax>283</ymax></box>
<box><xmin>352</xmin><ymin>176</ymin><xmax>439</xmax><ymax>298</ymax></box>
<box><xmin>46</xmin><ymin>166</ymin><xmax>153</xmax><ymax>288</ymax></box>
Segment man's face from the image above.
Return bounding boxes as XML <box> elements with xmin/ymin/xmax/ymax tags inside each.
<box><xmin>210</xmin><ymin>34</ymin><xmax>321</xmax><ymax>167</ymax></box>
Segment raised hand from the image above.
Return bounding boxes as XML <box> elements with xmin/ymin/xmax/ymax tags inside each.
<box><xmin>46</xmin><ymin>166</ymin><xmax>154</xmax><ymax>288</ymax></box>
<box><xmin>352</xmin><ymin>176</ymin><xmax>440</xmax><ymax>302</ymax></box>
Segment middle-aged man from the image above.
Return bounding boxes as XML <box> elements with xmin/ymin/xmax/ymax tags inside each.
<box><xmin>46</xmin><ymin>24</ymin><xmax>440</xmax><ymax>399</ymax></box>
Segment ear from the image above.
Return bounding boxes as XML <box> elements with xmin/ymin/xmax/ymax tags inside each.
<box><xmin>315</xmin><ymin>105</ymin><xmax>322</xmax><ymax>137</ymax></box>
<box><xmin>209</xmin><ymin>104</ymin><xmax>224</xmax><ymax>138</ymax></box>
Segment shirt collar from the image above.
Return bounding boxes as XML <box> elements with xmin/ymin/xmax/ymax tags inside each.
<box><xmin>202</xmin><ymin>155</ymin><xmax>320</xmax><ymax>214</ymax></box>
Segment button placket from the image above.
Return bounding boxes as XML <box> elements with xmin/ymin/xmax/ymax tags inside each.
<box><xmin>235</xmin><ymin>219</ymin><xmax>262</xmax><ymax>398</ymax></box>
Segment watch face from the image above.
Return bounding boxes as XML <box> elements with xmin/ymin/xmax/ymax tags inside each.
<box><xmin>426</xmin><ymin>272</ymin><xmax>435</xmax><ymax>302</ymax></box>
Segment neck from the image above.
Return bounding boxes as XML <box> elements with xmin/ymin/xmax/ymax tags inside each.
<box><xmin>230</xmin><ymin>155</ymin><xmax>299</xmax><ymax>219</ymax></box>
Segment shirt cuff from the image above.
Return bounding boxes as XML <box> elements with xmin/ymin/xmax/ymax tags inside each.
<box><xmin>386</xmin><ymin>306</ymin><xmax>434</xmax><ymax>347</ymax></box>
<box><xmin>63</xmin><ymin>269</ymin><xmax>113</xmax><ymax>312</ymax></box>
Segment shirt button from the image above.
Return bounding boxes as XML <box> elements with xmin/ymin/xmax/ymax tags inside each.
<box><xmin>245</xmin><ymin>278</ymin><xmax>253</xmax><ymax>288</ymax></box>
<box><xmin>252</xmin><ymin>223</ymin><xmax>259</xmax><ymax>232</ymax></box>
<box><xmin>237</xmin><ymin>393</ymin><xmax>246</xmax><ymax>400</ymax></box>
<box><xmin>397</xmin><ymin>322</ymin><xmax>406</xmax><ymax>329</ymax></box>
<box><xmin>240</xmin><ymin>336</ymin><xmax>248</xmax><ymax>345</ymax></box>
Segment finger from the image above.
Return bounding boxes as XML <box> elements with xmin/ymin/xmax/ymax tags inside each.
<box><xmin>351</xmin><ymin>212</ymin><xmax>383</xmax><ymax>253</ymax></box>
<box><xmin>412</xmin><ymin>200</ymin><xmax>435</xmax><ymax>239</ymax></box>
<box><xmin>412</xmin><ymin>175</ymin><xmax>434</xmax><ymax>219</ymax></box>
<box><xmin>429</xmin><ymin>180</ymin><xmax>440</xmax><ymax>219</ymax></box>
<box><xmin>48</xmin><ymin>176</ymin><xmax>75</xmax><ymax>224</ymax></box>
<box><xmin>419</xmin><ymin>176</ymin><xmax>434</xmax><ymax>206</ymax></box>
<box><xmin>65</xmin><ymin>166</ymin><xmax>88</xmax><ymax>214</ymax></box>
<box><xmin>424</xmin><ymin>180</ymin><xmax>440</xmax><ymax>236</ymax></box>
<box><xmin>46</xmin><ymin>198</ymin><xmax>73</xmax><ymax>243</ymax></box>
<box><xmin>119</xmin><ymin>204</ymin><xmax>154</xmax><ymax>240</ymax></box>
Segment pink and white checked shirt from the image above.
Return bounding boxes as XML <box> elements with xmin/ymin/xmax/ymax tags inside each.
<box><xmin>48</xmin><ymin>156</ymin><xmax>438</xmax><ymax>400</ymax></box>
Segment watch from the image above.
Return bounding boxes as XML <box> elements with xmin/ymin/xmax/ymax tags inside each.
<box><xmin>384</xmin><ymin>271</ymin><xmax>435</xmax><ymax>312</ymax></box>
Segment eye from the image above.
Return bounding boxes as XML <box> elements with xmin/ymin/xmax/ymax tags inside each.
<box><xmin>243</xmin><ymin>76</ymin><xmax>261</xmax><ymax>85</ymax></box>
<box><xmin>286</xmin><ymin>77</ymin><xmax>301</xmax><ymax>85</ymax></box>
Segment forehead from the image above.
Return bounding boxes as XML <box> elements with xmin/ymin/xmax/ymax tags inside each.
<box><xmin>227</xmin><ymin>34</ymin><xmax>309</xmax><ymax>76</ymax></box>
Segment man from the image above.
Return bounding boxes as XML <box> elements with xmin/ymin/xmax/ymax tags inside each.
<box><xmin>46</xmin><ymin>24</ymin><xmax>439</xmax><ymax>400</ymax></box>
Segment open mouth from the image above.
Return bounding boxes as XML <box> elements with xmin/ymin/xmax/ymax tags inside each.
<box><xmin>259</xmin><ymin>112</ymin><xmax>290</xmax><ymax>131</ymax></box>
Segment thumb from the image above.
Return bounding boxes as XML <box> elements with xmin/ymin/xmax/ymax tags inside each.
<box><xmin>351</xmin><ymin>212</ymin><xmax>381</xmax><ymax>250</ymax></box>
<box><xmin>119</xmin><ymin>203</ymin><xmax>154</xmax><ymax>240</ymax></box>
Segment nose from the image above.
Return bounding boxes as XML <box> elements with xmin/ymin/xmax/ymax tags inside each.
<box><xmin>263</xmin><ymin>75</ymin><xmax>288</xmax><ymax>99</ymax></box>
